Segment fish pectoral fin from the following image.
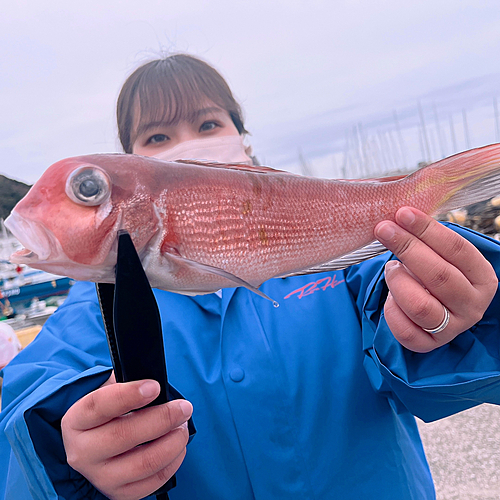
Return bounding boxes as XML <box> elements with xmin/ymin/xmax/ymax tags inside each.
<box><xmin>276</xmin><ymin>241</ymin><xmax>390</xmax><ymax>278</ymax></box>
<box><xmin>173</xmin><ymin>159</ymin><xmax>295</xmax><ymax>176</ymax></box>
<box><xmin>167</xmin><ymin>253</ymin><xmax>278</xmax><ymax>306</ymax></box>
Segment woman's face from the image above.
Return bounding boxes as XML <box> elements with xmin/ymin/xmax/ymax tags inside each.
<box><xmin>131</xmin><ymin>105</ymin><xmax>240</xmax><ymax>157</ymax></box>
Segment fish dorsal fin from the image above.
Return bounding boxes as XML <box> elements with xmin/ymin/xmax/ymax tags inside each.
<box><xmin>342</xmin><ymin>173</ymin><xmax>407</xmax><ymax>183</ymax></box>
<box><xmin>276</xmin><ymin>241</ymin><xmax>389</xmax><ymax>278</ymax></box>
<box><xmin>173</xmin><ymin>159</ymin><xmax>295</xmax><ymax>175</ymax></box>
<box><xmin>175</xmin><ymin>160</ymin><xmax>406</xmax><ymax>181</ymax></box>
<box><xmin>165</xmin><ymin>252</ymin><xmax>278</xmax><ymax>305</ymax></box>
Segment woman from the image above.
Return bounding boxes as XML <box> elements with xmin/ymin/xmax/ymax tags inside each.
<box><xmin>1</xmin><ymin>54</ymin><xmax>500</xmax><ymax>500</ymax></box>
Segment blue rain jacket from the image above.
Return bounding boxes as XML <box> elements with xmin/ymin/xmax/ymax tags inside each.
<box><xmin>2</xmin><ymin>223</ymin><xmax>500</xmax><ymax>500</ymax></box>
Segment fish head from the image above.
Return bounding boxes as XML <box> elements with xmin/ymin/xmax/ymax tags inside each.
<box><xmin>5</xmin><ymin>154</ymin><xmax>161</xmax><ymax>281</ymax></box>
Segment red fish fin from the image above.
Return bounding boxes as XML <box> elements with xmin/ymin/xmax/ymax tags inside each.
<box><xmin>175</xmin><ymin>160</ymin><xmax>406</xmax><ymax>180</ymax></box>
<box><xmin>437</xmin><ymin>173</ymin><xmax>500</xmax><ymax>214</ymax></box>
<box><xmin>343</xmin><ymin>174</ymin><xmax>408</xmax><ymax>183</ymax></box>
<box><xmin>165</xmin><ymin>253</ymin><xmax>279</xmax><ymax>306</ymax></box>
<box><xmin>403</xmin><ymin>144</ymin><xmax>500</xmax><ymax>214</ymax></box>
<box><xmin>173</xmin><ymin>159</ymin><xmax>295</xmax><ymax>176</ymax></box>
<box><xmin>276</xmin><ymin>241</ymin><xmax>389</xmax><ymax>277</ymax></box>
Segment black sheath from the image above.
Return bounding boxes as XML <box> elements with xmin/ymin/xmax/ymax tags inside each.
<box><xmin>96</xmin><ymin>230</ymin><xmax>195</xmax><ymax>500</ymax></box>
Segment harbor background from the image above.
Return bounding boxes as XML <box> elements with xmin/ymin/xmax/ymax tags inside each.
<box><xmin>3</xmin><ymin>2</ymin><xmax>500</xmax><ymax>498</ymax></box>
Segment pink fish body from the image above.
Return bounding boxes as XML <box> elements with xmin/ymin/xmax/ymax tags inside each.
<box><xmin>6</xmin><ymin>145</ymin><xmax>500</xmax><ymax>296</ymax></box>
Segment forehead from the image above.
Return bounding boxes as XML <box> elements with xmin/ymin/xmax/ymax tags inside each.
<box><xmin>130</xmin><ymin>79</ymin><xmax>228</xmax><ymax>140</ymax></box>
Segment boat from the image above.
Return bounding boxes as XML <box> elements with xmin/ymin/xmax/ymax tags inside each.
<box><xmin>0</xmin><ymin>267</ymin><xmax>74</xmax><ymax>310</ymax></box>
<box><xmin>0</xmin><ymin>219</ymin><xmax>74</xmax><ymax>329</ymax></box>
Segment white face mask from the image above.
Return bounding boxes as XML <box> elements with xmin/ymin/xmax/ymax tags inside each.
<box><xmin>153</xmin><ymin>135</ymin><xmax>253</xmax><ymax>165</ymax></box>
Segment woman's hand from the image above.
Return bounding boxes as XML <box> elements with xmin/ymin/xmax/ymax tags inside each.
<box><xmin>61</xmin><ymin>373</ymin><xmax>193</xmax><ymax>500</ymax></box>
<box><xmin>374</xmin><ymin>207</ymin><xmax>498</xmax><ymax>353</ymax></box>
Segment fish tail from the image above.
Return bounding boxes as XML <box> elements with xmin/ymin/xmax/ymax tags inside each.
<box><xmin>408</xmin><ymin>144</ymin><xmax>500</xmax><ymax>214</ymax></box>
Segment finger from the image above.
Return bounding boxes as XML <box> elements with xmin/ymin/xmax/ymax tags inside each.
<box><xmin>115</xmin><ymin>449</ymin><xmax>187</xmax><ymax>500</ymax></box>
<box><xmin>64</xmin><ymin>379</ymin><xmax>161</xmax><ymax>431</ymax></box>
<box><xmin>375</xmin><ymin>215</ymin><xmax>474</xmax><ymax>307</ymax></box>
<box><xmin>384</xmin><ymin>260</ymin><xmax>456</xmax><ymax>334</ymax></box>
<box><xmin>396</xmin><ymin>207</ymin><xmax>495</xmax><ymax>289</ymax></box>
<box><xmin>101</xmin><ymin>371</ymin><xmax>116</xmax><ymax>387</ymax></box>
<box><xmin>102</xmin><ymin>425</ymin><xmax>189</xmax><ymax>488</ymax></box>
<box><xmin>384</xmin><ymin>292</ymin><xmax>443</xmax><ymax>353</ymax></box>
<box><xmin>80</xmin><ymin>399</ymin><xmax>193</xmax><ymax>461</ymax></box>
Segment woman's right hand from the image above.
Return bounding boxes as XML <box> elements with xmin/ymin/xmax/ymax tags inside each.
<box><xmin>61</xmin><ymin>373</ymin><xmax>193</xmax><ymax>500</ymax></box>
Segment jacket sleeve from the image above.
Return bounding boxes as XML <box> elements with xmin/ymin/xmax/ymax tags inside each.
<box><xmin>0</xmin><ymin>282</ymin><xmax>113</xmax><ymax>500</ymax></box>
<box><xmin>355</xmin><ymin>223</ymin><xmax>500</xmax><ymax>422</ymax></box>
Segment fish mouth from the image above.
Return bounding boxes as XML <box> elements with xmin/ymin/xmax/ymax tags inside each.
<box><xmin>10</xmin><ymin>247</ymin><xmax>40</xmax><ymax>262</ymax></box>
<box><xmin>5</xmin><ymin>211</ymin><xmax>60</xmax><ymax>264</ymax></box>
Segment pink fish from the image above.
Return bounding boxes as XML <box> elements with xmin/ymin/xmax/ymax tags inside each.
<box><xmin>6</xmin><ymin>145</ymin><xmax>500</xmax><ymax>299</ymax></box>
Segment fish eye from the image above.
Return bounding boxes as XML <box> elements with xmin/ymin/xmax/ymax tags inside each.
<box><xmin>65</xmin><ymin>166</ymin><xmax>111</xmax><ymax>206</ymax></box>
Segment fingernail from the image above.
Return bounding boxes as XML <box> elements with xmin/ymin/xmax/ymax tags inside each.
<box><xmin>385</xmin><ymin>260</ymin><xmax>399</xmax><ymax>273</ymax></box>
<box><xmin>139</xmin><ymin>381</ymin><xmax>160</xmax><ymax>398</ymax></box>
<box><xmin>376</xmin><ymin>222</ymin><xmax>395</xmax><ymax>241</ymax></box>
<box><xmin>179</xmin><ymin>400</ymin><xmax>193</xmax><ymax>418</ymax></box>
<box><xmin>398</xmin><ymin>207</ymin><xmax>415</xmax><ymax>226</ymax></box>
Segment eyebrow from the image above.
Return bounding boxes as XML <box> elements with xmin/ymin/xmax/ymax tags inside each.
<box><xmin>134</xmin><ymin>107</ymin><xmax>225</xmax><ymax>137</ymax></box>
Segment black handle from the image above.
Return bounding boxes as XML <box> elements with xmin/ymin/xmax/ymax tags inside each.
<box><xmin>97</xmin><ymin>231</ymin><xmax>174</xmax><ymax>498</ymax></box>
<box><xmin>113</xmin><ymin>231</ymin><xmax>174</xmax><ymax>497</ymax></box>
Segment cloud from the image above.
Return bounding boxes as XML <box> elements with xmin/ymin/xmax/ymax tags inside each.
<box><xmin>2</xmin><ymin>0</ymin><xmax>500</xmax><ymax>182</ymax></box>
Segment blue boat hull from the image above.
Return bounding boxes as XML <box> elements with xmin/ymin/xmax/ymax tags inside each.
<box><xmin>0</xmin><ymin>277</ymin><xmax>74</xmax><ymax>307</ymax></box>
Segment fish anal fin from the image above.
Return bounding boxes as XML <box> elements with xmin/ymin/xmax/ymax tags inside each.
<box><xmin>277</xmin><ymin>241</ymin><xmax>390</xmax><ymax>278</ymax></box>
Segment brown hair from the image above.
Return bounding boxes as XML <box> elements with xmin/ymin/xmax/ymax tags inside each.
<box><xmin>117</xmin><ymin>54</ymin><xmax>248</xmax><ymax>153</ymax></box>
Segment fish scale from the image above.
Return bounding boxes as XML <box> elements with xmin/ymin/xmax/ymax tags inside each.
<box><xmin>5</xmin><ymin>145</ymin><xmax>500</xmax><ymax>298</ymax></box>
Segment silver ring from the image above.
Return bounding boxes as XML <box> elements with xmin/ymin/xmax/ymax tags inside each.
<box><xmin>422</xmin><ymin>305</ymin><xmax>450</xmax><ymax>334</ymax></box>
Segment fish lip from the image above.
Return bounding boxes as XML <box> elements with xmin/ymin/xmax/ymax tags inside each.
<box><xmin>5</xmin><ymin>212</ymin><xmax>57</xmax><ymax>263</ymax></box>
<box><xmin>10</xmin><ymin>248</ymin><xmax>40</xmax><ymax>263</ymax></box>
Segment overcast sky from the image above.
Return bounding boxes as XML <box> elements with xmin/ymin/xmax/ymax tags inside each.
<box><xmin>2</xmin><ymin>0</ymin><xmax>500</xmax><ymax>183</ymax></box>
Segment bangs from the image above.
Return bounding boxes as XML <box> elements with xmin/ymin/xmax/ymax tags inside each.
<box><xmin>118</xmin><ymin>56</ymin><xmax>247</xmax><ymax>153</ymax></box>
<box><xmin>133</xmin><ymin>68</ymin><xmax>213</xmax><ymax>137</ymax></box>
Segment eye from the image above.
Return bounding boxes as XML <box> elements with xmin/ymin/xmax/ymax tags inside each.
<box><xmin>199</xmin><ymin>121</ymin><xmax>220</xmax><ymax>133</ymax></box>
<box><xmin>65</xmin><ymin>166</ymin><xmax>111</xmax><ymax>206</ymax></box>
<box><xmin>147</xmin><ymin>134</ymin><xmax>169</xmax><ymax>145</ymax></box>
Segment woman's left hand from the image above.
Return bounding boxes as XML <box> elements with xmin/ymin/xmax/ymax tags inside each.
<box><xmin>374</xmin><ymin>207</ymin><xmax>498</xmax><ymax>353</ymax></box>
